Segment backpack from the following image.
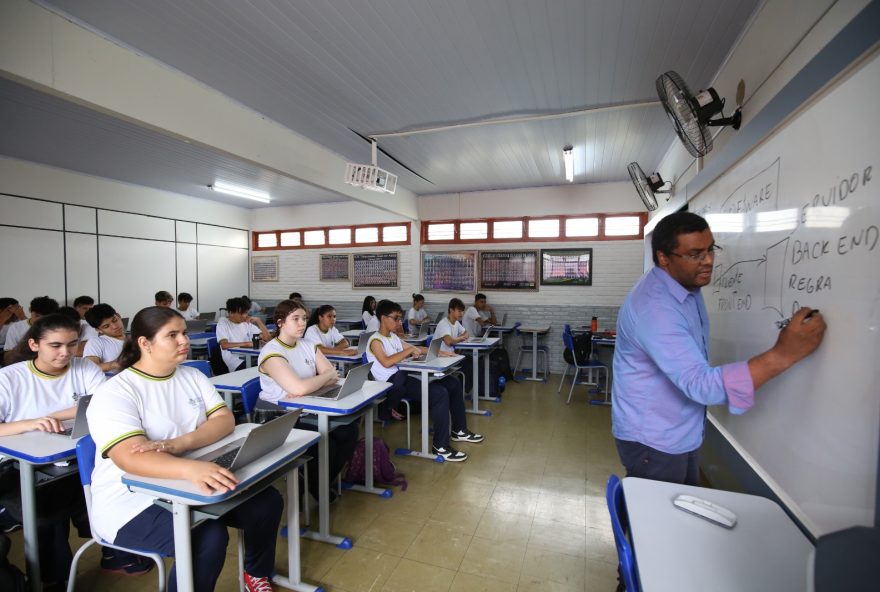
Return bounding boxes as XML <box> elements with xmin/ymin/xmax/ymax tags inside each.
<box><xmin>489</xmin><ymin>348</ymin><xmax>513</xmax><ymax>380</ymax></box>
<box><xmin>208</xmin><ymin>344</ymin><xmax>228</xmax><ymax>376</ymax></box>
<box><xmin>345</xmin><ymin>437</ymin><xmax>407</xmax><ymax>491</ymax></box>
<box><xmin>563</xmin><ymin>331</ymin><xmax>593</xmax><ymax>365</ymax></box>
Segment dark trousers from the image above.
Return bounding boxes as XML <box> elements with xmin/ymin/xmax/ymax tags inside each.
<box><xmin>389</xmin><ymin>372</ymin><xmax>466</xmax><ymax>448</ymax></box>
<box><xmin>114</xmin><ymin>486</ymin><xmax>283</xmax><ymax>592</ymax></box>
<box><xmin>615</xmin><ymin>439</ymin><xmax>700</xmax><ymax>486</ymax></box>
<box><xmin>459</xmin><ymin>355</ymin><xmax>499</xmax><ymax>397</ymax></box>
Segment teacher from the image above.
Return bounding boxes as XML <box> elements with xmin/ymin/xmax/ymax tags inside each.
<box><xmin>612</xmin><ymin>212</ymin><xmax>826</xmax><ymax>485</ymax></box>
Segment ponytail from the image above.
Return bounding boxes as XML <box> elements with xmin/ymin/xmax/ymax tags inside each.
<box><xmin>412</xmin><ymin>293</ymin><xmax>424</xmax><ymax>304</ymax></box>
<box><xmin>117</xmin><ymin>306</ymin><xmax>183</xmax><ymax>370</ymax></box>
<box><xmin>307</xmin><ymin>304</ymin><xmax>335</xmax><ymax>329</ymax></box>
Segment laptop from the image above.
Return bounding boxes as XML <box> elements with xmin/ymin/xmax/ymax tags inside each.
<box><xmin>500</xmin><ymin>313</ymin><xmax>508</xmax><ymax>326</ymax></box>
<box><xmin>408</xmin><ymin>337</ymin><xmax>442</xmax><ymax>363</ymax></box>
<box><xmin>193</xmin><ymin>409</ymin><xmax>301</xmax><ymax>471</ymax></box>
<box><xmin>434</xmin><ymin>311</ymin><xmax>445</xmax><ymax>323</ymax></box>
<box><xmin>408</xmin><ymin>320</ymin><xmax>430</xmax><ymax>338</ymax></box>
<box><xmin>185</xmin><ymin>319</ymin><xmax>208</xmax><ymax>333</ymax></box>
<box><xmin>52</xmin><ymin>395</ymin><xmax>93</xmax><ymax>439</ymax></box>
<box><xmin>198</xmin><ymin>311</ymin><xmax>216</xmax><ymax>321</ymax></box>
<box><xmin>357</xmin><ymin>331</ymin><xmax>375</xmax><ymax>357</ymax></box>
<box><xmin>307</xmin><ymin>363</ymin><xmax>372</xmax><ymax>400</ymax></box>
<box><xmin>463</xmin><ymin>325</ymin><xmax>494</xmax><ymax>344</ymax></box>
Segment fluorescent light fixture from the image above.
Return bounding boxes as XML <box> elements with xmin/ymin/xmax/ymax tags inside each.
<box><xmin>209</xmin><ymin>181</ymin><xmax>271</xmax><ymax>203</ymax></box>
<box><xmin>804</xmin><ymin>206</ymin><xmax>849</xmax><ymax>228</ymax></box>
<box><xmin>563</xmin><ymin>146</ymin><xmax>574</xmax><ymax>182</ymax></box>
<box><xmin>705</xmin><ymin>213</ymin><xmax>745</xmax><ymax>233</ymax></box>
<box><xmin>755</xmin><ymin>209</ymin><xmax>797</xmax><ymax>232</ymax></box>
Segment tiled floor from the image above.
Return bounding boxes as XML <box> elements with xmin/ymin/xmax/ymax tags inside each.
<box><xmin>8</xmin><ymin>375</ymin><xmax>624</xmax><ymax>591</ymax></box>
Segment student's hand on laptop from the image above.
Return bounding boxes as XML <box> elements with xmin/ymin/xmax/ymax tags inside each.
<box><xmin>189</xmin><ymin>461</ymin><xmax>238</xmax><ymax>494</ymax></box>
<box><xmin>319</xmin><ymin>368</ymin><xmax>339</xmax><ymax>386</ymax></box>
<box><xmin>343</xmin><ymin>347</ymin><xmax>358</xmax><ymax>355</ymax></box>
<box><xmin>29</xmin><ymin>416</ymin><xmax>65</xmax><ymax>433</ymax></box>
<box><xmin>459</xmin><ymin>331</ymin><xmax>469</xmax><ymax>342</ymax></box>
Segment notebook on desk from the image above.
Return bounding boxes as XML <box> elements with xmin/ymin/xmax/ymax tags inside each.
<box><xmin>463</xmin><ymin>325</ymin><xmax>494</xmax><ymax>344</ymax></box>
<box><xmin>356</xmin><ymin>331</ymin><xmax>375</xmax><ymax>356</ymax></box>
<box><xmin>307</xmin><ymin>362</ymin><xmax>372</xmax><ymax>400</ymax></box>
<box><xmin>51</xmin><ymin>395</ymin><xmax>93</xmax><ymax>439</ymax></box>
<box><xmin>192</xmin><ymin>409</ymin><xmax>301</xmax><ymax>471</ymax></box>
<box><xmin>408</xmin><ymin>337</ymin><xmax>442</xmax><ymax>363</ymax></box>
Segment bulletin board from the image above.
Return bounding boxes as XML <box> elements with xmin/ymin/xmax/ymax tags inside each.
<box><xmin>421</xmin><ymin>251</ymin><xmax>477</xmax><ymax>292</ymax></box>
<box><xmin>352</xmin><ymin>252</ymin><xmax>399</xmax><ymax>288</ymax></box>
<box><xmin>320</xmin><ymin>254</ymin><xmax>350</xmax><ymax>280</ymax></box>
<box><xmin>251</xmin><ymin>256</ymin><xmax>279</xmax><ymax>282</ymax></box>
<box><xmin>479</xmin><ymin>250</ymin><xmax>538</xmax><ymax>291</ymax></box>
<box><xmin>541</xmin><ymin>248</ymin><xmax>593</xmax><ymax>286</ymax></box>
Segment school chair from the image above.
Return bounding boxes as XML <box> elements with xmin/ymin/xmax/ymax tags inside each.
<box><xmin>606</xmin><ymin>474</ymin><xmax>640</xmax><ymax>592</ymax></box>
<box><xmin>561</xmin><ymin>329</ymin><xmax>608</xmax><ymax>404</ymax></box>
<box><xmin>240</xmin><ymin>377</ymin><xmax>261</xmax><ymax>423</ymax></box>
<box><xmin>402</xmin><ymin>318</ymin><xmax>409</xmax><ymax>334</ymax></box>
<box><xmin>180</xmin><ymin>359</ymin><xmax>212</xmax><ymax>378</ymax></box>
<box><xmin>557</xmin><ymin>323</ymin><xmax>575</xmax><ymax>392</ymax></box>
<box><xmin>67</xmin><ymin>435</ymin><xmax>167</xmax><ymax>592</ymax></box>
<box><xmin>512</xmin><ymin>325</ymin><xmax>549</xmax><ymax>380</ymax></box>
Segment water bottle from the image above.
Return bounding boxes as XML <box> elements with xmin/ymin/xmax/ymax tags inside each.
<box><xmin>252</xmin><ymin>334</ymin><xmax>261</xmax><ymax>349</ymax></box>
<box><xmin>591</xmin><ymin>316</ymin><xmax>598</xmax><ymax>333</ymax></box>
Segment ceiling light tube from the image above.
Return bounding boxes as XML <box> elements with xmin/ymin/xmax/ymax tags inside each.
<box><xmin>209</xmin><ymin>181</ymin><xmax>271</xmax><ymax>203</ymax></box>
<box><xmin>563</xmin><ymin>146</ymin><xmax>574</xmax><ymax>182</ymax></box>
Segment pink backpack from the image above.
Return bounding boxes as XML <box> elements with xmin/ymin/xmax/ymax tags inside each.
<box><xmin>345</xmin><ymin>437</ymin><xmax>407</xmax><ymax>491</ymax></box>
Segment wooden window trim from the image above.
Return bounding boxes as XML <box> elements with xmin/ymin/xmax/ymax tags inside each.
<box><xmin>253</xmin><ymin>222</ymin><xmax>411</xmax><ymax>251</ymax></box>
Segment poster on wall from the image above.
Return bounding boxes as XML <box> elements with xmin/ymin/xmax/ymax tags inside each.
<box><xmin>352</xmin><ymin>252</ymin><xmax>399</xmax><ymax>288</ymax></box>
<box><xmin>540</xmin><ymin>248</ymin><xmax>593</xmax><ymax>286</ymax></box>
<box><xmin>251</xmin><ymin>256</ymin><xmax>279</xmax><ymax>282</ymax></box>
<box><xmin>479</xmin><ymin>250</ymin><xmax>538</xmax><ymax>290</ymax></box>
<box><xmin>320</xmin><ymin>254</ymin><xmax>350</xmax><ymax>280</ymax></box>
<box><xmin>421</xmin><ymin>251</ymin><xmax>477</xmax><ymax>292</ymax></box>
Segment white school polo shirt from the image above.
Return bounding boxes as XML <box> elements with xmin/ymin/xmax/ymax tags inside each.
<box><xmin>362</xmin><ymin>311</ymin><xmax>375</xmax><ymax>326</ymax></box>
<box><xmin>0</xmin><ymin>358</ymin><xmax>105</xmax><ymax>424</ymax></box>
<box><xmin>87</xmin><ymin>365</ymin><xmax>226</xmax><ymax>543</ymax></box>
<box><xmin>2</xmin><ymin>319</ymin><xmax>30</xmax><ymax>351</ymax></box>
<box><xmin>366</xmin><ymin>332</ymin><xmax>403</xmax><ymax>382</ymax></box>
<box><xmin>433</xmin><ymin>318</ymin><xmax>466</xmax><ymax>354</ymax></box>
<box><xmin>365</xmin><ymin>315</ymin><xmax>380</xmax><ymax>333</ymax></box>
<box><xmin>407</xmin><ymin>308</ymin><xmax>428</xmax><ymax>323</ymax></box>
<box><xmin>83</xmin><ymin>334</ymin><xmax>125</xmax><ymax>364</ymax></box>
<box><xmin>462</xmin><ymin>307</ymin><xmax>485</xmax><ymax>337</ymax></box>
<box><xmin>177</xmin><ymin>307</ymin><xmax>200</xmax><ymax>320</ymax></box>
<box><xmin>216</xmin><ymin>317</ymin><xmax>260</xmax><ymax>372</ymax></box>
<box><xmin>79</xmin><ymin>320</ymin><xmax>99</xmax><ymax>343</ymax></box>
<box><xmin>303</xmin><ymin>325</ymin><xmax>344</xmax><ymax>349</ymax></box>
<box><xmin>257</xmin><ymin>337</ymin><xmax>318</xmax><ymax>403</ymax></box>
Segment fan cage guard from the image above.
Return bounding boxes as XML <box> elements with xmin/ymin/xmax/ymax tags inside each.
<box><xmin>656</xmin><ymin>70</ymin><xmax>714</xmax><ymax>158</ymax></box>
<box><xmin>627</xmin><ymin>162</ymin><xmax>659</xmax><ymax>211</ymax></box>
<box><xmin>344</xmin><ymin>163</ymin><xmax>398</xmax><ymax>194</ymax></box>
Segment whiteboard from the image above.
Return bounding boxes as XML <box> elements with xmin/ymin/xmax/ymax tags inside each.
<box><xmin>197</xmin><ymin>245</ymin><xmax>248</xmax><ymax>315</ymax></box>
<box><xmin>690</xmin><ymin>51</ymin><xmax>880</xmax><ymax>537</ymax></box>
<box><xmin>98</xmin><ymin>236</ymin><xmax>176</xmax><ymax>318</ymax></box>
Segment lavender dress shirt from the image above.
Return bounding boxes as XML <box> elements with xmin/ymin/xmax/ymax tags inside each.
<box><xmin>612</xmin><ymin>267</ymin><xmax>755</xmax><ymax>454</ymax></box>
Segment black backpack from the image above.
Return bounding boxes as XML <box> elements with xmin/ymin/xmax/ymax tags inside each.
<box><xmin>563</xmin><ymin>331</ymin><xmax>593</xmax><ymax>365</ymax></box>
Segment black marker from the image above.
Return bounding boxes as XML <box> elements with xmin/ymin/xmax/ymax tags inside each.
<box><xmin>775</xmin><ymin>309</ymin><xmax>820</xmax><ymax>330</ymax></box>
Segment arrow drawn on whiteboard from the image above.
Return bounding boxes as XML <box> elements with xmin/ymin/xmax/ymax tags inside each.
<box><xmin>712</xmin><ymin>257</ymin><xmax>767</xmax><ymax>295</ymax></box>
<box><xmin>762</xmin><ymin>237</ymin><xmax>790</xmax><ymax>318</ymax></box>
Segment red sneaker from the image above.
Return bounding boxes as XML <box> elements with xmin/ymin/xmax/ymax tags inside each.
<box><xmin>243</xmin><ymin>571</ymin><xmax>274</xmax><ymax>592</ymax></box>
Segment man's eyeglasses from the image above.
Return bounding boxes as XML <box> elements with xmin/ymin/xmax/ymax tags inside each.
<box><xmin>668</xmin><ymin>244</ymin><xmax>723</xmax><ymax>262</ymax></box>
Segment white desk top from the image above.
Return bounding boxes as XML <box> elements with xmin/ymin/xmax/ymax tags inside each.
<box><xmin>402</xmin><ymin>335</ymin><xmax>429</xmax><ymax>344</ymax></box>
<box><xmin>276</xmin><ymin>380</ymin><xmax>392</xmax><ymax>415</ymax></box>
<box><xmin>0</xmin><ymin>430</ymin><xmax>79</xmax><ymax>464</ymax></box>
<box><xmin>122</xmin><ymin>425</ymin><xmax>319</xmax><ymax>505</ymax></box>
<box><xmin>341</xmin><ymin>329</ymin><xmax>363</xmax><ymax>339</ymax></box>
<box><xmin>323</xmin><ymin>352</ymin><xmax>363</xmax><ymax>363</ymax></box>
<box><xmin>622</xmin><ymin>477</ymin><xmax>813</xmax><ymax>592</ymax></box>
<box><xmin>455</xmin><ymin>336</ymin><xmax>501</xmax><ymax>349</ymax></box>
<box><xmin>229</xmin><ymin>347</ymin><xmax>260</xmax><ymax>356</ymax></box>
<box><xmin>397</xmin><ymin>354</ymin><xmax>464</xmax><ymax>373</ymax></box>
<box><xmin>210</xmin><ymin>367</ymin><xmax>261</xmax><ymax>390</ymax></box>
<box><xmin>517</xmin><ymin>325</ymin><xmax>550</xmax><ymax>333</ymax></box>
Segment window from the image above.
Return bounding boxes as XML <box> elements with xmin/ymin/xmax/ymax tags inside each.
<box><xmin>605</xmin><ymin>216</ymin><xmax>641</xmax><ymax>236</ymax></box>
<box><xmin>253</xmin><ymin>221</ymin><xmax>411</xmax><ymax>250</ymax></box>
<box><xmin>565</xmin><ymin>217</ymin><xmax>599</xmax><ymax>237</ymax></box>
<box><xmin>427</xmin><ymin>223</ymin><xmax>455</xmax><ymax>241</ymax></box>
<box><xmin>460</xmin><ymin>222</ymin><xmax>488</xmax><ymax>240</ymax></box>
<box><xmin>328</xmin><ymin>228</ymin><xmax>351</xmax><ymax>245</ymax></box>
<box><xmin>256</xmin><ymin>232</ymin><xmax>277</xmax><ymax>248</ymax></box>
<box><xmin>355</xmin><ymin>227</ymin><xmax>379</xmax><ymax>243</ymax></box>
<box><xmin>279</xmin><ymin>231</ymin><xmax>300</xmax><ymax>247</ymax></box>
<box><xmin>383</xmin><ymin>225</ymin><xmax>408</xmax><ymax>242</ymax></box>
<box><xmin>528</xmin><ymin>218</ymin><xmax>560</xmax><ymax>238</ymax></box>
<box><xmin>303</xmin><ymin>230</ymin><xmax>325</xmax><ymax>246</ymax></box>
<box><xmin>493</xmin><ymin>220</ymin><xmax>523</xmax><ymax>239</ymax></box>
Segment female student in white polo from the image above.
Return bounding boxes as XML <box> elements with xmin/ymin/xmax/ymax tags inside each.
<box><xmin>406</xmin><ymin>293</ymin><xmax>429</xmax><ymax>333</ymax></box>
<box><xmin>257</xmin><ymin>299</ymin><xmax>359</xmax><ymax>502</ymax></box>
<box><xmin>86</xmin><ymin>307</ymin><xmax>283</xmax><ymax>592</ymax></box>
<box><xmin>303</xmin><ymin>304</ymin><xmax>357</xmax><ymax>356</ymax></box>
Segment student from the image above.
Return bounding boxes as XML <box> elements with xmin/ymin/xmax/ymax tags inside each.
<box><xmin>216</xmin><ymin>297</ymin><xmax>271</xmax><ymax>373</ymax></box>
<box><xmin>303</xmin><ymin>305</ymin><xmax>356</xmax><ymax>355</ymax></box>
<box><xmin>0</xmin><ymin>314</ymin><xmax>150</xmax><ymax>582</ymax></box>
<box><xmin>434</xmin><ymin>298</ymin><xmax>500</xmax><ymax>398</ymax></box>
<box><xmin>361</xmin><ymin>296</ymin><xmax>377</xmax><ymax>328</ymax></box>
<box><xmin>87</xmin><ymin>307</ymin><xmax>282</xmax><ymax>591</ymax></box>
<box><xmin>242</xmin><ymin>295</ymin><xmax>262</xmax><ymax>315</ymax></box>
<box><xmin>58</xmin><ymin>306</ymin><xmax>92</xmax><ymax>357</ymax></box>
<box><xmin>2</xmin><ymin>296</ymin><xmax>60</xmax><ymax>364</ymax></box>
<box><xmin>367</xmin><ymin>299</ymin><xmax>483</xmax><ymax>460</ymax></box>
<box><xmin>84</xmin><ymin>303</ymin><xmax>127</xmax><ymax>373</ymax></box>
<box><xmin>0</xmin><ymin>298</ymin><xmax>25</xmax><ymax>360</ymax></box>
<box><xmin>463</xmin><ymin>293</ymin><xmax>498</xmax><ymax>338</ymax></box>
<box><xmin>256</xmin><ymin>300</ymin><xmax>359</xmax><ymax>501</ymax></box>
<box><xmin>72</xmin><ymin>295</ymin><xmax>99</xmax><ymax>347</ymax></box>
<box><xmin>154</xmin><ymin>291</ymin><xmax>173</xmax><ymax>308</ymax></box>
<box><xmin>288</xmin><ymin>292</ymin><xmax>302</xmax><ymax>302</ymax></box>
<box><xmin>406</xmin><ymin>293</ymin><xmax>429</xmax><ymax>333</ymax></box>
<box><xmin>176</xmin><ymin>292</ymin><xmax>200</xmax><ymax>320</ymax></box>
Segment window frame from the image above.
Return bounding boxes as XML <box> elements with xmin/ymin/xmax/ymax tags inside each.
<box><xmin>252</xmin><ymin>221</ymin><xmax>411</xmax><ymax>251</ymax></box>
<box><xmin>420</xmin><ymin>213</ymin><xmax>646</xmax><ymax>244</ymax></box>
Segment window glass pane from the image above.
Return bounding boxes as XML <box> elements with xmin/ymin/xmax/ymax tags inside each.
<box><xmin>303</xmin><ymin>230</ymin><xmax>325</xmax><ymax>245</ymax></box>
<box><xmin>328</xmin><ymin>228</ymin><xmax>351</xmax><ymax>245</ymax></box>
<box><xmin>279</xmin><ymin>231</ymin><xmax>300</xmax><ymax>247</ymax></box>
<box><xmin>355</xmin><ymin>227</ymin><xmax>379</xmax><ymax>243</ymax></box>
<box><xmin>256</xmin><ymin>232</ymin><xmax>277</xmax><ymax>248</ymax></box>
<box><xmin>382</xmin><ymin>225</ymin><xmax>408</xmax><ymax>242</ymax></box>
<box><xmin>460</xmin><ymin>222</ymin><xmax>488</xmax><ymax>240</ymax></box>
<box><xmin>605</xmin><ymin>216</ymin><xmax>641</xmax><ymax>236</ymax></box>
<box><xmin>427</xmin><ymin>223</ymin><xmax>455</xmax><ymax>241</ymax></box>
<box><xmin>565</xmin><ymin>217</ymin><xmax>599</xmax><ymax>237</ymax></box>
<box><xmin>528</xmin><ymin>218</ymin><xmax>560</xmax><ymax>238</ymax></box>
<box><xmin>493</xmin><ymin>220</ymin><xmax>523</xmax><ymax>239</ymax></box>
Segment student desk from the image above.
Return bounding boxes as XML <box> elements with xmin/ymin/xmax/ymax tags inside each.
<box><xmin>210</xmin><ymin>367</ymin><xmax>260</xmax><ymax>409</ymax></box>
<box><xmin>123</xmin><ymin>425</ymin><xmax>320</xmax><ymax>592</ymax></box>
<box><xmin>336</xmin><ymin>319</ymin><xmax>364</xmax><ymax>330</ymax></box>
<box><xmin>229</xmin><ymin>347</ymin><xmax>260</xmax><ymax>368</ymax></box>
<box><xmin>455</xmin><ymin>336</ymin><xmax>501</xmax><ymax>416</ymax></box>
<box><xmin>340</xmin><ymin>329</ymin><xmax>363</xmax><ymax>343</ymax></box>
<box><xmin>487</xmin><ymin>324</ymin><xmax>516</xmax><ymax>345</ymax></box>
<box><xmin>589</xmin><ymin>336</ymin><xmax>616</xmax><ymax>405</ymax></box>
<box><xmin>395</xmin><ymin>356</ymin><xmax>465</xmax><ymax>462</ymax></box>
<box><xmin>323</xmin><ymin>351</ymin><xmax>365</xmax><ymax>374</ymax></box>
<box><xmin>276</xmin><ymin>380</ymin><xmax>392</xmax><ymax>548</ymax></box>
<box><xmin>515</xmin><ymin>325</ymin><xmax>550</xmax><ymax>382</ymax></box>
<box><xmin>0</xmin><ymin>431</ymin><xmax>80</xmax><ymax>591</ymax></box>
<box><xmin>402</xmin><ymin>334</ymin><xmax>428</xmax><ymax>345</ymax></box>
<box><xmin>622</xmin><ymin>477</ymin><xmax>813</xmax><ymax>592</ymax></box>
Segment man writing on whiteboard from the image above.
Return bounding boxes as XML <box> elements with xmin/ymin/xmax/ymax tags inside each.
<box><xmin>612</xmin><ymin>212</ymin><xmax>826</xmax><ymax>485</ymax></box>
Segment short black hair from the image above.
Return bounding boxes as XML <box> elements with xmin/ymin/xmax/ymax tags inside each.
<box><xmin>376</xmin><ymin>299</ymin><xmax>402</xmax><ymax>319</ymax></box>
<box><xmin>475</xmin><ymin>293</ymin><xmax>487</xmax><ymax>302</ymax></box>
<box><xmin>85</xmin><ymin>303</ymin><xmax>117</xmax><ymax>329</ymax></box>
<box><xmin>177</xmin><ymin>292</ymin><xmax>193</xmax><ymax>303</ymax></box>
<box><xmin>651</xmin><ymin>212</ymin><xmax>710</xmax><ymax>266</ymax></box>
<box><xmin>225</xmin><ymin>297</ymin><xmax>248</xmax><ymax>314</ymax></box>
<box><xmin>448</xmin><ymin>298</ymin><xmax>465</xmax><ymax>312</ymax></box>
<box><xmin>0</xmin><ymin>297</ymin><xmax>18</xmax><ymax>309</ymax></box>
<box><xmin>154</xmin><ymin>290</ymin><xmax>173</xmax><ymax>302</ymax></box>
<box><xmin>30</xmin><ymin>296</ymin><xmax>60</xmax><ymax>315</ymax></box>
<box><xmin>73</xmin><ymin>295</ymin><xmax>94</xmax><ymax>308</ymax></box>
<box><xmin>289</xmin><ymin>292</ymin><xmax>302</xmax><ymax>300</ymax></box>
<box><xmin>57</xmin><ymin>306</ymin><xmax>81</xmax><ymax>323</ymax></box>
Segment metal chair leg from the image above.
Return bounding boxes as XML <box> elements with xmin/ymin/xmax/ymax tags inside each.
<box><xmin>557</xmin><ymin>364</ymin><xmax>570</xmax><ymax>393</ymax></box>
<box><xmin>566</xmin><ymin>368</ymin><xmax>580</xmax><ymax>404</ymax></box>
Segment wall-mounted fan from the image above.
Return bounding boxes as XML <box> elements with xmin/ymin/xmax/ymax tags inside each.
<box><xmin>656</xmin><ymin>70</ymin><xmax>742</xmax><ymax>158</ymax></box>
<box><xmin>627</xmin><ymin>162</ymin><xmax>670</xmax><ymax>211</ymax></box>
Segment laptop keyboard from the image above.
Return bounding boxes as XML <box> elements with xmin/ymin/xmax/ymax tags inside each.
<box><xmin>313</xmin><ymin>386</ymin><xmax>342</xmax><ymax>399</ymax></box>
<box><xmin>211</xmin><ymin>448</ymin><xmax>240</xmax><ymax>469</ymax></box>
<box><xmin>59</xmin><ymin>427</ymin><xmax>74</xmax><ymax>436</ymax></box>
